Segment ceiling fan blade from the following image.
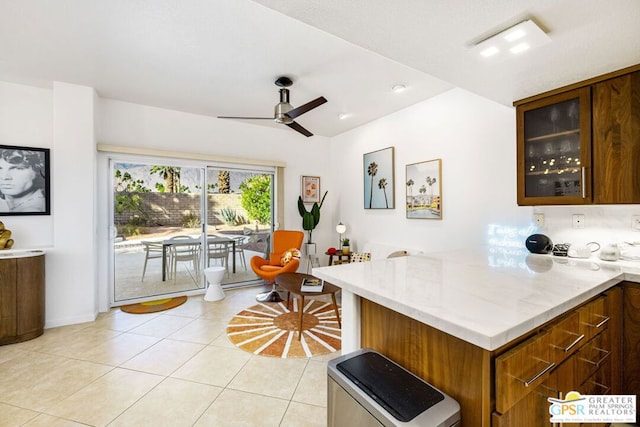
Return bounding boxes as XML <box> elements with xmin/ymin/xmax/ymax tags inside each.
<box><xmin>217</xmin><ymin>116</ymin><xmax>273</xmax><ymax>120</ymax></box>
<box><xmin>286</xmin><ymin>121</ymin><xmax>313</xmax><ymax>137</ymax></box>
<box><xmin>285</xmin><ymin>96</ymin><xmax>327</xmax><ymax>120</ymax></box>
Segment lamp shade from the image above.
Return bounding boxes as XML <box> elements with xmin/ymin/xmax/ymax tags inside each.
<box><xmin>336</xmin><ymin>223</ymin><xmax>346</xmax><ymax>234</ymax></box>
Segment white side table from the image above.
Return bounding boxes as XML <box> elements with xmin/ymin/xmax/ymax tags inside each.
<box><xmin>203</xmin><ymin>266</ymin><xmax>226</xmax><ymax>301</ymax></box>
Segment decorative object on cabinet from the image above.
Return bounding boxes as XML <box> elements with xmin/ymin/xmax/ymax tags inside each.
<box><xmin>0</xmin><ymin>144</ymin><xmax>51</xmax><ymax>215</ymax></box>
<box><xmin>406</xmin><ymin>158</ymin><xmax>442</xmax><ymax>219</ymax></box>
<box><xmin>297</xmin><ymin>190</ymin><xmax>327</xmax><ymax>244</ymax></box>
<box><xmin>364</xmin><ymin>147</ymin><xmax>395</xmax><ymax>209</ymax></box>
<box><xmin>0</xmin><ymin>221</ymin><xmax>15</xmax><ymax>249</ymax></box>
<box><xmin>300</xmin><ymin>175</ymin><xmax>320</xmax><ymax>203</ymax></box>
<box><xmin>515</xmin><ymin>64</ymin><xmax>640</xmax><ymax>206</ymax></box>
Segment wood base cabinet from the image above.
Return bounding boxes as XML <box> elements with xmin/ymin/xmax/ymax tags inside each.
<box><xmin>623</xmin><ymin>282</ymin><xmax>640</xmax><ymax>414</ymax></box>
<box><xmin>360</xmin><ymin>287</ymin><xmax>622</xmax><ymax>427</ymax></box>
<box><xmin>0</xmin><ymin>252</ymin><xmax>45</xmax><ymax>345</ymax></box>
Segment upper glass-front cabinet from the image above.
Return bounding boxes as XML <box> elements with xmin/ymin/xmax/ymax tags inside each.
<box><xmin>517</xmin><ymin>87</ymin><xmax>591</xmax><ymax>205</ymax></box>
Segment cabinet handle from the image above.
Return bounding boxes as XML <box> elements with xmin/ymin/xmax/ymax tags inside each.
<box><xmin>514</xmin><ymin>359</ymin><xmax>555</xmax><ymax>387</ymax></box>
<box><xmin>581</xmin><ymin>167</ymin><xmax>587</xmax><ymax>198</ymax></box>
<box><xmin>583</xmin><ymin>314</ymin><xmax>609</xmax><ymax>329</ymax></box>
<box><xmin>580</xmin><ymin>347</ymin><xmax>610</xmax><ymax>368</ymax></box>
<box><xmin>554</xmin><ymin>333</ymin><xmax>585</xmax><ymax>352</ymax></box>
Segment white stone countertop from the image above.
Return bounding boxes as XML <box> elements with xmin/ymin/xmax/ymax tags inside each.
<box><xmin>0</xmin><ymin>248</ymin><xmax>46</xmax><ymax>259</ymax></box>
<box><xmin>312</xmin><ymin>247</ymin><xmax>640</xmax><ymax>351</ymax></box>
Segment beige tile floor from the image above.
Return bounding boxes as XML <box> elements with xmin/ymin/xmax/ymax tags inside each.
<box><xmin>0</xmin><ymin>286</ymin><xmax>340</xmax><ymax>427</ymax></box>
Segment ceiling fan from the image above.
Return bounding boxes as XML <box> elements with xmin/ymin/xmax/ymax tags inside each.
<box><xmin>217</xmin><ymin>76</ymin><xmax>327</xmax><ymax>137</ymax></box>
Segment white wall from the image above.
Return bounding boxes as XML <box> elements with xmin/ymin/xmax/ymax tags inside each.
<box><xmin>328</xmin><ymin>88</ymin><xmax>532</xmax><ymax>254</ymax></box>
<box><xmin>0</xmin><ymin>81</ymin><xmax>53</xmax><ymax>247</ymax></box>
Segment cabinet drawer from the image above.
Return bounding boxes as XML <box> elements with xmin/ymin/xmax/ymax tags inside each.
<box><xmin>578</xmin><ymin>296</ymin><xmax>609</xmax><ymax>341</ymax></box>
<box><xmin>548</xmin><ymin>311</ymin><xmax>584</xmax><ymax>364</ymax></box>
<box><xmin>577</xmin><ymin>329</ymin><xmax>611</xmax><ymax>384</ymax></box>
<box><xmin>496</xmin><ymin>331</ymin><xmax>554</xmax><ymax>413</ymax></box>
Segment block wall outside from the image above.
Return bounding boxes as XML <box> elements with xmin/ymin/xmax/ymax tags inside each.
<box><xmin>114</xmin><ymin>192</ymin><xmax>250</xmax><ymax>227</ymax></box>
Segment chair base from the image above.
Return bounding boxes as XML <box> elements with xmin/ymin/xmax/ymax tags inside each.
<box><xmin>256</xmin><ymin>285</ymin><xmax>284</xmax><ymax>303</ymax></box>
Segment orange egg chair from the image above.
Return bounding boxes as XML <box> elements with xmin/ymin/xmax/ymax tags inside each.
<box><xmin>251</xmin><ymin>230</ymin><xmax>304</xmax><ymax>302</ymax></box>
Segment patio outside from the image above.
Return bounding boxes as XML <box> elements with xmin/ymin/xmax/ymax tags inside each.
<box><xmin>113</xmin><ymin>164</ymin><xmax>273</xmax><ymax>303</ymax></box>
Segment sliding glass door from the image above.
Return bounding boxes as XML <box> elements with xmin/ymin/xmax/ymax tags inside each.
<box><xmin>110</xmin><ymin>158</ymin><xmax>275</xmax><ymax>305</ymax></box>
<box><xmin>112</xmin><ymin>160</ymin><xmax>205</xmax><ymax>303</ymax></box>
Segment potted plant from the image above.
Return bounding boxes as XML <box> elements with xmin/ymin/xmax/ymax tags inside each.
<box><xmin>297</xmin><ymin>191</ymin><xmax>328</xmax><ymax>244</ymax></box>
<box><xmin>341</xmin><ymin>238</ymin><xmax>350</xmax><ymax>254</ymax></box>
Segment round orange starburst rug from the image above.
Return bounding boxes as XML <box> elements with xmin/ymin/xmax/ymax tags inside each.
<box><xmin>226</xmin><ymin>299</ymin><xmax>341</xmax><ymax>358</ymax></box>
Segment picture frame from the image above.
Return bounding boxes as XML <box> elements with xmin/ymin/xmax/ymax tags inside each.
<box><xmin>363</xmin><ymin>147</ymin><xmax>395</xmax><ymax>209</ymax></box>
<box><xmin>0</xmin><ymin>144</ymin><xmax>51</xmax><ymax>216</ymax></box>
<box><xmin>405</xmin><ymin>158</ymin><xmax>442</xmax><ymax>219</ymax></box>
<box><xmin>301</xmin><ymin>175</ymin><xmax>320</xmax><ymax>203</ymax></box>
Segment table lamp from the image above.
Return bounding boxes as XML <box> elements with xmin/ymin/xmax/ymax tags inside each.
<box><xmin>336</xmin><ymin>222</ymin><xmax>346</xmax><ymax>246</ymax></box>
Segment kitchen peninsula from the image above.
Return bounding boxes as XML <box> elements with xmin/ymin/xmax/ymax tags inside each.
<box><xmin>313</xmin><ymin>249</ymin><xmax>640</xmax><ymax>426</ymax></box>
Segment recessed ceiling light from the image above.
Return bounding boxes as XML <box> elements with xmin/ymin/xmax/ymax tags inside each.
<box><xmin>338</xmin><ymin>113</ymin><xmax>351</xmax><ymax>120</ymax></box>
<box><xmin>510</xmin><ymin>42</ymin><xmax>530</xmax><ymax>54</ymax></box>
<box><xmin>470</xmin><ymin>19</ymin><xmax>550</xmax><ymax>60</ymax></box>
<box><xmin>480</xmin><ymin>46</ymin><xmax>500</xmax><ymax>57</ymax></box>
<box><xmin>503</xmin><ymin>28</ymin><xmax>526</xmax><ymax>42</ymax></box>
<box><xmin>392</xmin><ymin>84</ymin><xmax>407</xmax><ymax>93</ymax></box>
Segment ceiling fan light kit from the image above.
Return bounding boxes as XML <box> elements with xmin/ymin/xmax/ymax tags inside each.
<box><xmin>218</xmin><ymin>76</ymin><xmax>327</xmax><ymax>137</ymax></box>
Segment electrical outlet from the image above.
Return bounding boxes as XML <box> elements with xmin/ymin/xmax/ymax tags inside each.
<box><xmin>533</xmin><ymin>213</ymin><xmax>544</xmax><ymax>227</ymax></box>
<box><xmin>573</xmin><ymin>214</ymin><xmax>585</xmax><ymax>229</ymax></box>
<box><xmin>633</xmin><ymin>215</ymin><xmax>640</xmax><ymax>231</ymax></box>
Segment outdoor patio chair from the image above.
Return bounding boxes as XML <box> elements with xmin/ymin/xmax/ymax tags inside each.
<box><xmin>207</xmin><ymin>240</ymin><xmax>230</xmax><ymax>276</ymax></box>
<box><xmin>141</xmin><ymin>241</ymin><xmax>165</xmax><ymax>281</ymax></box>
<box><xmin>167</xmin><ymin>235</ymin><xmax>200</xmax><ymax>280</ymax></box>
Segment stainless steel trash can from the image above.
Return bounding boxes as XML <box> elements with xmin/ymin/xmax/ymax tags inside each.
<box><xmin>328</xmin><ymin>349</ymin><xmax>460</xmax><ymax>427</ymax></box>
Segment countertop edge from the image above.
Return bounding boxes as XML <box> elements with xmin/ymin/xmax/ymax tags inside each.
<box><xmin>313</xmin><ymin>255</ymin><xmax>633</xmax><ymax>351</ymax></box>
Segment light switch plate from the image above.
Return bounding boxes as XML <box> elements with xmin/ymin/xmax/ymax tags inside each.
<box><xmin>533</xmin><ymin>213</ymin><xmax>544</xmax><ymax>227</ymax></box>
<box><xmin>573</xmin><ymin>214</ymin><xmax>585</xmax><ymax>229</ymax></box>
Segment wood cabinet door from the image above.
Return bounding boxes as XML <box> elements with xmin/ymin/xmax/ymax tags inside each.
<box><xmin>592</xmin><ymin>71</ymin><xmax>640</xmax><ymax>203</ymax></box>
<box><xmin>0</xmin><ymin>258</ymin><xmax>17</xmax><ymax>340</ymax></box>
<box><xmin>517</xmin><ymin>87</ymin><xmax>592</xmax><ymax>205</ymax></box>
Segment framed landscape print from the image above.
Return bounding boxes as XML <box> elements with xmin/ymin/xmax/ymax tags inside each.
<box><xmin>406</xmin><ymin>158</ymin><xmax>442</xmax><ymax>219</ymax></box>
<box><xmin>363</xmin><ymin>147</ymin><xmax>394</xmax><ymax>209</ymax></box>
<box><xmin>301</xmin><ymin>175</ymin><xmax>320</xmax><ymax>203</ymax></box>
<box><xmin>0</xmin><ymin>144</ymin><xmax>51</xmax><ymax>215</ymax></box>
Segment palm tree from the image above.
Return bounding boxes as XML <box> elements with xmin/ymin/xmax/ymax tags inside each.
<box><xmin>367</xmin><ymin>162</ymin><xmax>378</xmax><ymax>208</ymax></box>
<box><xmin>406</xmin><ymin>179</ymin><xmax>414</xmax><ymax>209</ymax></box>
<box><xmin>378</xmin><ymin>178</ymin><xmax>389</xmax><ymax>208</ymax></box>
<box><xmin>149</xmin><ymin>166</ymin><xmax>181</xmax><ymax>193</ymax></box>
<box><xmin>419</xmin><ymin>185</ymin><xmax>427</xmax><ymax>206</ymax></box>
<box><xmin>426</xmin><ymin>176</ymin><xmax>437</xmax><ymax>204</ymax></box>
<box><xmin>218</xmin><ymin>170</ymin><xmax>230</xmax><ymax>194</ymax></box>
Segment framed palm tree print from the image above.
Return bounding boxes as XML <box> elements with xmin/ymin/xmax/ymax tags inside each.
<box><xmin>363</xmin><ymin>147</ymin><xmax>394</xmax><ymax>209</ymax></box>
<box><xmin>406</xmin><ymin>158</ymin><xmax>442</xmax><ymax>219</ymax></box>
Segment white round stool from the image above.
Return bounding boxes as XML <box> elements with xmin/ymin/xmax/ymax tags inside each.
<box><xmin>203</xmin><ymin>266</ymin><xmax>226</xmax><ymax>302</ymax></box>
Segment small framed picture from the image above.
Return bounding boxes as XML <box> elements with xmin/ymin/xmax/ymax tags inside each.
<box><xmin>301</xmin><ymin>175</ymin><xmax>320</xmax><ymax>203</ymax></box>
<box><xmin>406</xmin><ymin>158</ymin><xmax>442</xmax><ymax>219</ymax></box>
<box><xmin>0</xmin><ymin>144</ymin><xmax>51</xmax><ymax>215</ymax></box>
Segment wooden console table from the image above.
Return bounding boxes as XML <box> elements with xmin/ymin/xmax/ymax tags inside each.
<box><xmin>0</xmin><ymin>250</ymin><xmax>45</xmax><ymax>345</ymax></box>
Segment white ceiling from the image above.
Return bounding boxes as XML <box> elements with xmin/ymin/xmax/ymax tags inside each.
<box><xmin>1</xmin><ymin>0</ymin><xmax>639</xmax><ymax>138</ymax></box>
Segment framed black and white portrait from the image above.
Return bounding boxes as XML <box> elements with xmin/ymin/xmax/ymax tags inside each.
<box><xmin>0</xmin><ymin>144</ymin><xmax>51</xmax><ymax>215</ymax></box>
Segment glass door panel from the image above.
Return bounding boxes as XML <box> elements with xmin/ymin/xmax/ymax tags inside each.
<box><xmin>112</xmin><ymin>160</ymin><xmax>204</xmax><ymax>303</ymax></box>
<box><xmin>517</xmin><ymin>87</ymin><xmax>591</xmax><ymax>205</ymax></box>
<box><xmin>204</xmin><ymin>167</ymin><xmax>273</xmax><ymax>287</ymax></box>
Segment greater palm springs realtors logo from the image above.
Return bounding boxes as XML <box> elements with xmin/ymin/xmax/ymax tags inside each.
<box><xmin>548</xmin><ymin>391</ymin><xmax>636</xmax><ymax>423</ymax></box>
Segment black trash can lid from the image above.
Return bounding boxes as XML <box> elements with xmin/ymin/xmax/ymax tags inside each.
<box><xmin>336</xmin><ymin>351</ymin><xmax>445</xmax><ymax>422</ymax></box>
